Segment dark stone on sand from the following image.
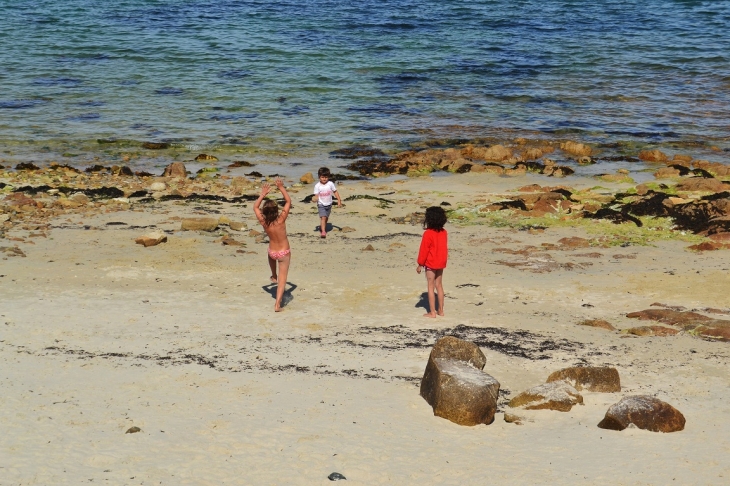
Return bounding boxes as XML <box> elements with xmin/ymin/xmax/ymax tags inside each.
<box><xmin>328</xmin><ymin>472</ymin><xmax>346</xmax><ymax>481</ymax></box>
<box><xmin>245</xmin><ymin>171</ymin><xmax>263</xmax><ymax>178</ymax></box>
<box><xmin>330</xmin><ymin>145</ymin><xmax>387</xmax><ymax>159</ymax></box>
<box><xmin>15</xmin><ymin>162</ymin><xmax>40</xmax><ymax>171</ymax></box>
<box><xmin>597</xmin><ymin>395</ymin><xmax>685</xmax><ymax>432</ymax></box>
<box><xmin>624</xmin><ymin>325</ymin><xmax>679</xmax><ymax>337</ymax></box>
<box><xmin>85</xmin><ymin>164</ymin><xmax>108</xmax><ymax>173</ymax></box>
<box><xmin>125</xmin><ymin>426</ymin><xmax>141</xmax><ymax>434</ymax></box>
<box><xmin>546</xmin><ymin>366</ymin><xmax>621</xmax><ymax>392</ymax></box>
<box><xmin>195</xmin><ymin>153</ymin><xmax>218</xmax><ymax>161</ymax></box>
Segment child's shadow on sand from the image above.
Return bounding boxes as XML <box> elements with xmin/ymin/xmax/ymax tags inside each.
<box><xmin>415</xmin><ymin>292</ymin><xmax>442</xmax><ymax>314</ymax></box>
<box><xmin>315</xmin><ymin>223</ymin><xmax>340</xmax><ymax>232</ymax></box>
<box><xmin>262</xmin><ymin>282</ymin><xmax>298</xmax><ymax>308</ymax></box>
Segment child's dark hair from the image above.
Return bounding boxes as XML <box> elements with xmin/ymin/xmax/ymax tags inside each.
<box><xmin>423</xmin><ymin>206</ymin><xmax>447</xmax><ymax>231</ymax></box>
<box><xmin>261</xmin><ymin>199</ymin><xmax>279</xmax><ymax>226</ymax></box>
<box><xmin>318</xmin><ymin>167</ymin><xmax>331</xmax><ymax>178</ymax></box>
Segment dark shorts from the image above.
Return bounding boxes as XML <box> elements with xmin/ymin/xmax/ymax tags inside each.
<box><xmin>317</xmin><ymin>204</ymin><xmax>332</xmax><ymax>218</ymax></box>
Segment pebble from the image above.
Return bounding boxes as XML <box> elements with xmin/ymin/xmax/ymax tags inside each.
<box><xmin>328</xmin><ymin>472</ymin><xmax>346</xmax><ymax>481</ymax></box>
<box><xmin>125</xmin><ymin>426</ymin><xmax>141</xmax><ymax>434</ymax></box>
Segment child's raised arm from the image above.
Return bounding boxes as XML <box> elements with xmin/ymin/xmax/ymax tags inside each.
<box><xmin>275</xmin><ymin>178</ymin><xmax>291</xmax><ymax>220</ymax></box>
<box><xmin>253</xmin><ymin>182</ymin><xmax>271</xmax><ymax>223</ymax></box>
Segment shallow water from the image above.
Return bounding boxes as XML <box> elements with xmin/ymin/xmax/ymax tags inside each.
<box><xmin>1</xmin><ymin>0</ymin><xmax>729</xmax><ymax>171</ymax></box>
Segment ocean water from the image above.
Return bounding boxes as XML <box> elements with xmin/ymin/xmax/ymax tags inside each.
<box><xmin>1</xmin><ymin>0</ymin><xmax>729</xmax><ymax>171</ymax></box>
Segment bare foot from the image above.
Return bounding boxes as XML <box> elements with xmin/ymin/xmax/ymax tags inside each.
<box><xmin>438</xmin><ymin>312</ymin><xmax>445</xmax><ymax>317</ymax></box>
<box><xmin>275</xmin><ymin>302</ymin><xmax>281</xmax><ymax>312</ymax></box>
<box><xmin>423</xmin><ymin>313</ymin><xmax>437</xmax><ymax>318</ymax></box>
<box><xmin>320</xmin><ymin>232</ymin><xmax>326</xmax><ymax>238</ymax></box>
<box><xmin>270</xmin><ymin>276</ymin><xmax>277</xmax><ymax>283</ymax></box>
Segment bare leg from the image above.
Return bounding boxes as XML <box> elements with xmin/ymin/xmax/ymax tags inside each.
<box><xmin>320</xmin><ymin>216</ymin><xmax>328</xmax><ymax>237</ymax></box>
<box><xmin>424</xmin><ymin>269</ymin><xmax>437</xmax><ymax>318</ymax></box>
<box><xmin>274</xmin><ymin>252</ymin><xmax>291</xmax><ymax>312</ymax></box>
<box><xmin>268</xmin><ymin>255</ymin><xmax>277</xmax><ymax>283</ymax></box>
<box><xmin>434</xmin><ymin>269</ymin><xmax>445</xmax><ymax>316</ymax></box>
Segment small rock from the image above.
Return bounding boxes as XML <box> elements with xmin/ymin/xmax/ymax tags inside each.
<box><xmin>162</xmin><ymin>162</ymin><xmax>187</xmax><ymax>178</ymax></box>
<box><xmin>389</xmin><ymin>242</ymin><xmax>405</xmax><ymax>248</ymax></box>
<box><xmin>300</xmin><ymin>172</ymin><xmax>315</xmax><ymax>184</ymax></box>
<box><xmin>149</xmin><ymin>182</ymin><xmax>166</xmax><ymax>192</ymax></box>
<box><xmin>248</xmin><ymin>229</ymin><xmax>262</xmax><ymax>237</ymax></box>
<box><xmin>624</xmin><ymin>325</ymin><xmax>679</xmax><ymax>337</ymax></box>
<box><xmin>135</xmin><ymin>232</ymin><xmax>167</xmax><ymax>247</ymax></box>
<box><xmin>546</xmin><ymin>366</ymin><xmax>621</xmax><ymax>392</ymax></box>
<box><xmin>340</xmin><ymin>226</ymin><xmax>356</xmax><ymax>233</ymax></box>
<box><xmin>597</xmin><ymin>395</ymin><xmax>685</xmax><ymax>432</ymax></box>
<box><xmin>229</xmin><ymin>221</ymin><xmax>247</xmax><ymax>231</ymax></box>
<box><xmin>0</xmin><ymin>214</ymin><xmax>10</xmax><ymax>223</ymax></box>
<box><xmin>218</xmin><ymin>215</ymin><xmax>232</xmax><ymax>225</ymax></box>
<box><xmin>362</xmin><ymin>244</ymin><xmax>375</xmax><ymax>251</ymax></box>
<box><xmin>69</xmin><ymin>193</ymin><xmax>90</xmax><ymax>205</ymax></box>
<box><xmin>328</xmin><ymin>472</ymin><xmax>346</xmax><ymax>481</ymax></box>
<box><xmin>125</xmin><ymin>426</ymin><xmax>141</xmax><ymax>434</ymax></box>
<box><xmin>638</xmin><ymin>149</ymin><xmax>668</xmax><ymax>163</ymax></box>
<box><xmin>577</xmin><ymin>319</ymin><xmax>616</xmax><ymax>331</ymax></box>
<box><xmin>560</xmin><ymin>141</ymin><xmax>592</xmax><ymax>157</ymax></box>
<box><xmin>676</xmin><ymin>177</ymin><xmax>728</xmax><ymax>193</ymax></box>
<box><xmin>504</xmin><ymin>413</ymin><xmax>523</xmax><ymax>425</ymax></box>
<box><xmin>509</xmin><ymin>381</ymin><xmax>583</xmax><ymax>412</ymax></box>
<box><xmin>221</xmin><ymin>236</ymin><xmax>245</xmax><ymax>246</ymax></box>
<box><xmin>195</xmin><ymin>153</ymin><xmax>218</xmax><ymax>161</ymax></box>
<box><xmin>181</xmin><ymin>217</ymin><xmax>219</xmax><ymax>232</ymax></box>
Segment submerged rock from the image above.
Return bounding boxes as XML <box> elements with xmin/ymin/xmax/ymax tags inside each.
<box><xmin>598</xmin><ymin>396</ymin><xmax>685</xmax><ymax>432</ymax></box>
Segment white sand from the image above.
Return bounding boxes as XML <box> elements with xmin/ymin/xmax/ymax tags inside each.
<box><xmin>2</xmin><ymin>172</ymin><xmax>730</xmax><ymax>485</ymax></box>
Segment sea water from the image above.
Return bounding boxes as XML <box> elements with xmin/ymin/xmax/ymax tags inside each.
<box><xmin>1</xmin><ymin>0</ymin><xmax>729</xmax><ymax>171</ymax></box>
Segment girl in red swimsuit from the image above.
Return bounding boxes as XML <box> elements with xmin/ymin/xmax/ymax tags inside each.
<box><xmin>254</xmin><ymin>178</ymin><xmax>292</xmax><ymax>312</ymax></box>
<box><xmin>416</xmin><ymin>206</ymin><xmax>448</xmax><ymax>317</ymax></box>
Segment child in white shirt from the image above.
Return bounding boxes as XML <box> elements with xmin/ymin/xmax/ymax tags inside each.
<box><xmin>313</xmin><ymin>167</ymin><xmax>342</xmax><ymax>238</ymax></box>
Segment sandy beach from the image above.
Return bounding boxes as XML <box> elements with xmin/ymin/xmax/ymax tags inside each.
<box><xmin>2</xmin><ymin>165</ymin><xmax>730</xmax><ymax>485</ymax></box>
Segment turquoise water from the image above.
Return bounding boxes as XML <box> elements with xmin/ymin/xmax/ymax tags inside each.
<box><xmin>1</xmin><ymin>0</ymin><xmax>729</xmax><ymax>169</ymax></box>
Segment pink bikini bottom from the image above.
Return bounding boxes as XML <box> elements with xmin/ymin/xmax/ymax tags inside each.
<box><xmin>267</xmin><ymin>247</ymin><xmax>291</xmax><ymax>261</ymax></box>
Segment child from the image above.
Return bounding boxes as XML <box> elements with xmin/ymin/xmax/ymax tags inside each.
<box><xmin>253</xmin><ymin>178</ymin><xmax>292</xmax><ymax>312</ymax></box>
<box><xmin>313</xmin><ymin>167</ymin><xmax>342</xmax><ymax>238</ymax></box>
<box><xmin>416</xmin><ymin>206</ymin><xmax>448</xmax><ymax>318</ymax></box>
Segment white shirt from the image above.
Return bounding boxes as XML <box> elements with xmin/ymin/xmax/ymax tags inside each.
<box><xmin>314</xmin><ymin>181</ymin><xmax>337</xmax><ymax>206</ymax></box>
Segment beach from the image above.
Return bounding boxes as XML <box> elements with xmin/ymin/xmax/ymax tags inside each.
<box><xmin>2</xmin><ymin>164</ymin><xmax>730</xmax><ymax>484</ymax></box>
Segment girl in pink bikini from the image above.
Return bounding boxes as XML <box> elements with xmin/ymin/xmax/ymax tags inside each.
<box><xmin>254</xmin><ymin>178</ymin><xmax>292</xmax><ymax>312</ymax></box>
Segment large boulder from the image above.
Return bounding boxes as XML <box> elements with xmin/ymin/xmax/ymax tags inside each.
<box><xmin>420</xmin><ymin>336</ymin><xmax>498</xmax><ymax>426</ymax></box>
<box><xmin>181</xmin><ymin>217</ymin><xmax>219</xmax><ymax>232</ymax></box>
<box><xmin>546</xmin><ymin>366</ymin><xmax>621</xmax><ymax>392</ymax></box>
<box><xmin>508</xmin><ymin>381</ymin><xmax>583</xmax><ymax>412</ymax></box>
<box><xmin>425</xmin><ymin>335</ymin><xmax>486</xmax><ymax>370</ymax></box>
<box><xmin>597</xmin><ymin>395</ymin><xmax>685</xmax><ymax>432</ymax></box>
<box><xmin>420</xmin><ymin>358</ymin><xmax>500</xmax><ymax>426</ymax></box>
<box><xmin>162</xmin><ymin>162</ymin><xmax>187</xmax><ymax>178</ymax></box>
